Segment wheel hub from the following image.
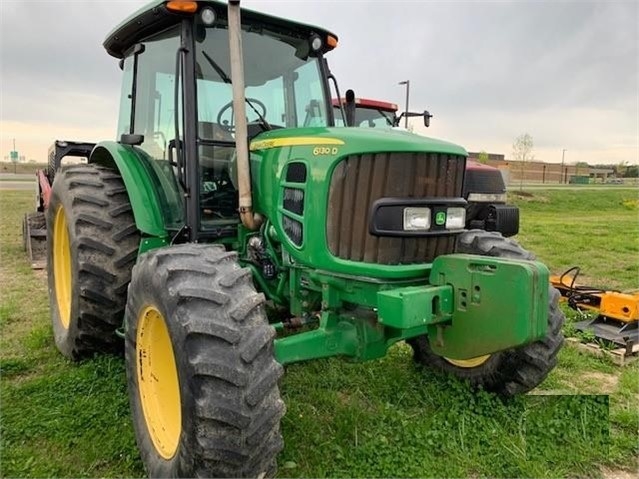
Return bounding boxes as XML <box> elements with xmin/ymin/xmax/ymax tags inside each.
<box><xmin>444</xmin><ymin>354</ymin><xmax>491</xmax><ymax>368</ymax></box>
<box><xmin>53</xmin><ymin>206</ymin><xmax>72</xmax><ymax>328</ymax></box>
<box><xmin>137</xmin><ymin>306</ymin><xmax>182</xmax><ymax>459</ymax></box>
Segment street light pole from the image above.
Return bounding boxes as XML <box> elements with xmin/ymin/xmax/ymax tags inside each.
<box><xmin>398</xmin><ymin>80</ymin><xmax>410</xmax><ymax>128</ymax></box>
<box><xmin>561</xmin><ymin>149</ymin><xmax>567</xmax><ymax>184</ymax></box>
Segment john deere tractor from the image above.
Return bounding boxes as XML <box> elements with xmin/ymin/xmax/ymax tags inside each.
<box><xmin>46</xmin><ymin>1</ymin><xmax>564</xmax><ymax>477</ymax></box>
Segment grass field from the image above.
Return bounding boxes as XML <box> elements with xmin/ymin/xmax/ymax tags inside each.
<box><xmin>1</xmin><ymin>187</ymin><xmax>638</xmax><ymax>478</ymax></box>
<box><xmin>0</xmin><ymin>163</ymin><xmax>47</xmax><ymax>175</ymax></box>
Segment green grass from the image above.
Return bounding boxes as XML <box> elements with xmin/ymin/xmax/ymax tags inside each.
<box><xmin>0</xmin><ymin>163</ymin><xmax>47</xmax><ymax>175</ymax></box>
<box><xmin>510</xmin><ymin>188</ymin><xmax>639</xmax><ymax>290</ymax></box>
<box><xmin>1</xmin><ymin>188</ymin><xmax>638</xmax><ymax>478</ymax></box>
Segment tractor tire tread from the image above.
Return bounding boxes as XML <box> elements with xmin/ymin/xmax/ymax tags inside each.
<box><xmin>47</xmin><ymin>164</ymin><xmax>139</xmax><ymax>359</ymax></box>
<box><xmin>125</xmin><ymin>244</ymin><xmax>284</xmax><ymax>478</ymax></box>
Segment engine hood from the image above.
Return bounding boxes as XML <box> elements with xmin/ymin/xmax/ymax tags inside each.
<box><xmin>249</xmin><ymin>126</ymin><xmax>468</xmax><ymax>157</ymax></box>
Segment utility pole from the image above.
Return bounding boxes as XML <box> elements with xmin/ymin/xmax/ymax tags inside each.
<box><xmin>398</xmin><ymin>80</ymin><xmax>410</xmax><ymax>128</ymax></box>
<box><xmin>561</xmin><ymin>149</ymin><xmax>566</xmax><ymax>184</ymax></box>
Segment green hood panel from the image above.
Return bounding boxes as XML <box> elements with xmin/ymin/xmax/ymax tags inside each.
<box><xmin>250</xmin><ymin>127</ymin><xmax>468</xmax><ymax>280</ymax></box>
<box><xmin>251</xmin><ymin>126</ymin><xmax>467</xmax><ymax>157</ymax></box>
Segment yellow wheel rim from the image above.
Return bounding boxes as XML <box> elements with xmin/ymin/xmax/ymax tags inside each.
<box><xmin>445</xmin><ymin>355</ymin><xmax>491</xmax><ymax>368</ymax></box>
<box><xmin>136</xmin><ymin>306</ymin><xmax>181</xmax><ymax>459</ymax></box>
<box><xmin>53</xmin><ymin>206</ymin><xmax>72</xmax><ymax>329</ymax></box>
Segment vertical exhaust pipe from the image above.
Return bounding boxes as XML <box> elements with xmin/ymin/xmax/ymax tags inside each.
<box><xmin>228</xmin><ymin>0</ymin><xmax>263</xmax><ymax>230</ymax></box>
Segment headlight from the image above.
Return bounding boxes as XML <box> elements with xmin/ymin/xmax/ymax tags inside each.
<box><xmin>310</xmin><ymin>34</ymin><xmax>323</xmax><ymax>52</ymax></box>
<box><xmin>467</xmin><ymin>192</ymin><xmax>507</xmax><ymax>203</ymax></box>
<box><xmin>403</xmin><ymin>207</ymin><xmax>431</xmax><ymax>230</ymax></box>
<box><xmin>201</xmin><ymin>7</ymin><xmax>216</xmax><ymax>25</ymax></box>
<box><xmin>445</xmin><ymin>207</ymin><xmax>466</xmax><ymax>229</ymax></box>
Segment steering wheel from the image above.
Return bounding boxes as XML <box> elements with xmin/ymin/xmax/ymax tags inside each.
<box><xmin>216</xmin><ymin>98</ymin><xmax>267</xmax><ymax>132</ymax></box>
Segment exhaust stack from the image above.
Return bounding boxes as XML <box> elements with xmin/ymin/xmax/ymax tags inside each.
<box><xmin>228</xmin><ymin>0</ymin><xmax>263</xmax><ymax>230</ymax></box>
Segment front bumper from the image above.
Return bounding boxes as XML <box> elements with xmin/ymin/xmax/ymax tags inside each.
<box><xmin>274</xmin><ymin>254</ymin><xmax>549</xmax><ymax>365</ymax></box>
<box><xmin>378</xmin><ymin>254</ymin><xmax>548</xmax><ymax>360</ymax></box>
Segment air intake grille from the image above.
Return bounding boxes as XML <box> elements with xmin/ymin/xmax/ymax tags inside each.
<box><xmin>326</xmin><ymin>152</ymin><xmax>465</xmax><ymax>264</ymax></box>
<box><xmin>286</xmin><ymin>162</ymin><xmax>307</xmax><ymax>183</ymax></box>
<box><xmin>283</xmin><ymin>188</ymin><xmax>304</xmax><ymax>215</ymax></box>
<box><xmin>281</xmin><ymin>162</ymin><xmax>306</xmax><ymax>247</ymax></box>
<box><xmin>283</xmin><ymin>216</ymin><xmax>303</xmax><ymax>246</ymax></box>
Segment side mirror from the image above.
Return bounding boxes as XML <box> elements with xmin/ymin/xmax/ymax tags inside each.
<box><xmin>423</xmin><ymin>110</ymin><xmax>433</xmax><ymax>128</ymax></box>
<box><xmin>120</xmin><ymin>134</ymin><xmax>144</xmax><ymax>146</ymax></box>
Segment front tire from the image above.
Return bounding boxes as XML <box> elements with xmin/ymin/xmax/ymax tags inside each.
<box><xmin>409</xmin><ymin>230</ymin><xmax>564</xmax><ymax>396</ymax></box>
<box><xmin>46</xmin><ymin>164</ymin><xmax>139</xmax><ymax>360</ymax></box>
<box><xmin>125</xmin><ymin>244</ymin><xmax>285</xmax><ymax>478</ymax></box>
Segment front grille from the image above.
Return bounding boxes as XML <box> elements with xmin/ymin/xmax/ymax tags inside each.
<box><xmin>326</xmin><ymin>152</ymin><xmax>465</xmax><ymax>265</ymax></box>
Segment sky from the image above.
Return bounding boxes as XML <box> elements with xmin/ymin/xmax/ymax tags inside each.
<box><xmin>1</xmin><ymin>0</ymin><xmax>637</xmax><ymax>165</ymax></box>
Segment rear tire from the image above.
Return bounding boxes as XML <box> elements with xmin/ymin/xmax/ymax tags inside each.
<box><xmin>47</xmin><ymin>164</ymin><xmax>139</xmax><ymax>360</ymax></box>
<box><xmin>125</xmin><ymin>244</ymin><xmax>285</xmax><ymax>478</ymax></box>
<box><xmin>408</xmin><ymin>230</ymin><xmax>564</xmax><ymax>396</ymax></box>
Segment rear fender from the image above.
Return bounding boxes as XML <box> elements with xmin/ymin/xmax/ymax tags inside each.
<box><xmin>89</xmin><ymin>141</ymin><xmax>167</xmax><ymax>237</ymax></box>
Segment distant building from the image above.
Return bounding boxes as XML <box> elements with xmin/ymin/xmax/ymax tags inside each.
<box><xmin>467</xmin><ymin>152</ymin><xmax>614</xmax><ymax>184</ymax></box>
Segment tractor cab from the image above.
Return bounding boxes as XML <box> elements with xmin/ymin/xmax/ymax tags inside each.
<box><xmin>107</xmin><ymin>0</ymin><xmax>337</xmax><ymax>235</ymax></box>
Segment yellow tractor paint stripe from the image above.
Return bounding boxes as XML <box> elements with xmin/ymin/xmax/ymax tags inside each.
<box><xmin>250</xmin><ymin>137</ymin><xmax>344</xmax><ymax>151</ymax></box>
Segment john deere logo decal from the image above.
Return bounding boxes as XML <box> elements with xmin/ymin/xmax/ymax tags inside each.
<box><xmin>435</xmin><ymin>211</ymin><xmax>446</xmax><ymax>226</ymax></box>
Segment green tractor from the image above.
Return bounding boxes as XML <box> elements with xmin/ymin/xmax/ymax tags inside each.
<box><xmin>46</xmin><ymin>0</ymin><xmax>564</xmax><ymax>477</ymax></box>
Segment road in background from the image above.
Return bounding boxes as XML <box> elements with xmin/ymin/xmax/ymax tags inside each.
<box><xmin>0</xmin><ymin>173</ymin><xmax>35</xmax><ymax>190</ymax></box>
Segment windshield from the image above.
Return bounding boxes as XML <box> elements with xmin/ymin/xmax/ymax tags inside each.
<box><xmin>194</xmin><ymin>20</ymin><xmax>329</xmax><ymax>225</ymax></box>
<box><xmin>333</xmin><ymin>105</ymin><xmax>396</xmax><ymax>128</ymax></box>
<box><xmin>195</xmin><ymin>23</ymin><xmax>329</xmax><ymax>133</ymax></box>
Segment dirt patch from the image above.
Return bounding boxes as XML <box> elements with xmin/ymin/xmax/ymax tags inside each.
<box><xmin>511</xmin><ymin>190</ymin><xmax>534</xmax><ymax>198</ymax></box>
<box><xmin>511</xmin><ymin>191</ymin><xmax>550</xmax><ymax>202</ymax></box>
<box><xmin>336</xmin><ymin>391</ymin><xmax>351</xmax><ymax>405</ymax></box>
<box><xmin>601</xmin><ymin>466</ymin><xmax>639</xmax><ymax>479</ymax></box>
<box><xmin>581</xmin><ymin>372</ymin><xmax>619</xmax><ymax>393</ymax></box>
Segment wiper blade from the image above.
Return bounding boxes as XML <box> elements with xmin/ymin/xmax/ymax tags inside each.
<box><xmin>378</xmin><ymin>109</ymin><xmax>394</xmax><ymax>126</ymax></box>
<box><xmin>245</xmin><ymin>98</ymin><xmax>271</xmax><ymax>131</ymax></box>
<box><xmin>202</xmin><ymin>51</ymin><xmax>231</xmax><ymax>84</ymax></box>
<box><xmin>201</xmin><ymin>51</ymin><xmax>271</xmax><ymax>131</ymax></box>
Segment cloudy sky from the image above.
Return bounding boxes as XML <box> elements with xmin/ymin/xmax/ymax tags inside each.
<box><xmin>1</xmin><ymin>0</ymin><xmax>637</xmax><ymax>165</ymax></box>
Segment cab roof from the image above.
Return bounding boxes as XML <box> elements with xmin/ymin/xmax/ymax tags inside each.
<box><xmin>104</xmin><ymin>0</ymin><xmax>338</xmax><ymax>58</ymax></box>
<box><xmin>332</xmin><ymin>97</ymin><xmax>399</xmax><ymax>112</ymax></box>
